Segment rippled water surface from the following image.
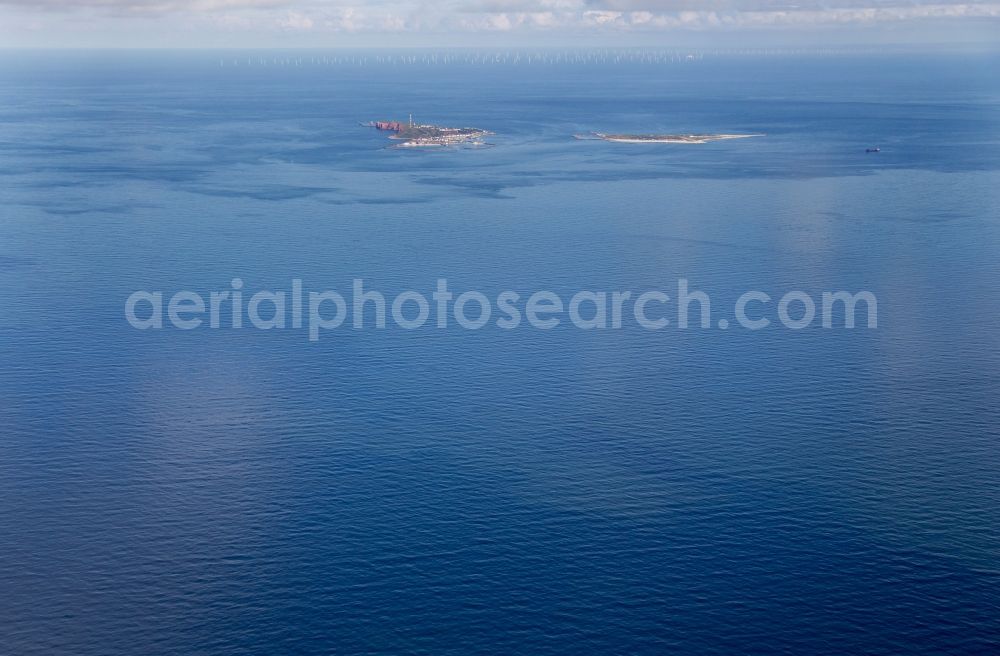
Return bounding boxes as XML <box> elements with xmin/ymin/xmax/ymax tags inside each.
<box><xmin>1</xmin><ymin>51</ymin><xmax>999</xmax><ymax>654</ymax></box>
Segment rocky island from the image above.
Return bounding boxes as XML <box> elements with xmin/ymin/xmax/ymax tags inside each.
<box><xmin>365</xmin><ymin>116</ymin><xmax>491</xmax><ymax>148</ymax></box>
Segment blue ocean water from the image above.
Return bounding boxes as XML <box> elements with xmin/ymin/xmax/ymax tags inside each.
<box><xmin>1</xmin><ymin>50</ymin><xmax>999</xmax><ymax>654</ymax></box>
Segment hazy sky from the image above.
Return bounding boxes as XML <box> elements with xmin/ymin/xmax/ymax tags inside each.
<box><xmin>1</xmin><ymin>0</ymin><xmax>998</xmax><ymax>48</ymax></box>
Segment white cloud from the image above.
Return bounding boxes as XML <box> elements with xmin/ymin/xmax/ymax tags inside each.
<box><xmin>1</xmin><ymin>0</ymin><xmax>998</xmax><ymax>36</ymax></box>
<box><xmin>277</xmin><ymin>9</ymin><xmax>313</xmax><ymax>28</ymax></box>
<box><xmin>0</xmin><ymin>0</ymin><xmax>293</xmax><ymax>11</ymax></box>
<box><xmin>582</xmin><ymin>9</ymin><xmax>624</xmax><ymax>25</ymax></box>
